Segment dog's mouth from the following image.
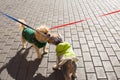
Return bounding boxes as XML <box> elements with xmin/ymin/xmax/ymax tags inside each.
<box><xmin>48</xmin><ymin>36</ymin><xmax>63</xmax><ymax>45</ymax></box>
<box><xmin>47</xmin><ymin>37</ymin><xmax>54</xmax><ymax>43</ymax></box>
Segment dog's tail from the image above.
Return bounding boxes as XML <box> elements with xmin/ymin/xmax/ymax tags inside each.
<box><xmin>17</xmin><ymin>19</ymin><xmax>26</xmax><ymax>31</ymax></box>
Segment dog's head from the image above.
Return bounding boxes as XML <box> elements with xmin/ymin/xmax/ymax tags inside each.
<box><xmin>35</xmin><ymin>25</ymin><xmax>51</xmax><ymax>42</ymax></box>
<box><xmin>48</xmin><ymin>33</ymin><xmax>63</xmax><ymax>45</ymax></box>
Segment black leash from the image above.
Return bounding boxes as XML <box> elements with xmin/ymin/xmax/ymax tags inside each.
<box><xmin>0</xmin><ymin>10</ymin><xmax>35</xmax><ymax>30</ymax></box>
<box><xmin>0</xmin><ymin>10</ymin><xmax>50</xmax><ymax>38</ymax></box>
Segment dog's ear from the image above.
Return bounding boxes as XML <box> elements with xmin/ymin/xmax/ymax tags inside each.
<box><xmin>36</xmin><ymin>26</ymin><xmax>49</xmax><ymax>33</ymax></box>
<box><xmin>36</xmin><ymin>28</ymin><xmax>40</xmax><ymax>32</ymax></box>
<box><xmin>16</xmin><ymin>19</ymin><xmax>26</xmax><ymax>30</ymax></box>
<box><xmin>16</xmin><ymin>19</ymin><xmax>26</xmax><ymax>25</ymax></box>
<box><xmin>58</xmin><ymin>59</ymin><xmax>67</xmax><ymax>66</ymax></box>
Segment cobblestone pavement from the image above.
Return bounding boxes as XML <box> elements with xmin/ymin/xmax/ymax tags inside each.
<box><xmin>0</xmin><ymin>0</ymin><xmax>120</xmax><ymax>80</ymax></box>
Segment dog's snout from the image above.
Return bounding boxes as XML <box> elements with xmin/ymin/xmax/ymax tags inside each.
<box><xmin>47</xmin><ymin>34</ymin><xmax>51</xmax><ymax>37</ymax></box>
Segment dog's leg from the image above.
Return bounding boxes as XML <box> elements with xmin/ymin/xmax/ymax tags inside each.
<box><xmin>65</xmin><ymin>73</ymin><xmax>71</xmax><ymax>80</ymax></box>
<box><xmin>72</xmin><ymin>72</ymin><xmax>77</xmax><ymax>78</ymax></box>
<box><xmin>43</xmin><ymin>46</ymin><xmax>48</xmax><ymax>54</ymax></box>
<box><xmin>33</xmin><ymin>44</ymin><xmax>41</xmax><ymax>59</ymax></box>
<box><xmin>72</xmin><ymin>62</ymin><xmax>77</xmax><ymax>78</ymax></box>
<box><xmin>21</xmin><ymin>36</ymin><xmax>27</xmax><ymax>49</ymax></box>
<box><xmin>53</xmin><ymin>57</ymin><xmax>61</xmax><ymax>70</ymax></box>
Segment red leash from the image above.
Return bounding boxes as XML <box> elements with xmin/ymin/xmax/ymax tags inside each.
<box><xmin>49</xmin><ymin>18</ymin><xmax>90</xmax><ymax>30</ymax></box>
<box><xmin>49</xmin><ymin>9</ymin><xmax>120</xmax><ymax>30</ymax></box>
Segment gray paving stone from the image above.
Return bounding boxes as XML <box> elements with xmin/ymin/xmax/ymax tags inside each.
<box><xmin>94</xmin><ymin>37</ymin><xmax>101</xmax><ymax>43</ymax></box>
<box><xmin>114</xmin><ymin>67</ymin><xmax>120</xmax><ymax>78</ymax></box>
<box><xmin>47</xmin><ymin>62</ymin><xmax>55</xmax><ymax>74</ymax></box>
<box><xmin>95</xmin><ymin>67</ymin><xmax>107</xmax><ymax>79</ymax></box>
<box><xmin>92</xmin><ymin>32</ymin><xmax>99</xmax><ymax>37</ymax></box>
<box><xmin>76</xmin><ymin>57</ymin><xmax>84</xmax><ymax>68</ymax></box>
<box><xmin>105</xmin><ymin>31</ymin><xmax>113</xmax><ymax>37</ymax></box>
<box><xmin>83</xmin><ymin>52</ymin><xmax>92</xmax><ymax>61</ymax></box>
<box><xmin>39</xmin><ymin>58</ymin><xmax>48</xmax><ymax>68</ymax></box>
<box><xmin>90</xmin><ymin>48</ymin><xmax>99</xmax><ymax>56</ymax></box>
<box><xmin>0</xmin><ymin>68</ymin><xmax>8</xmax><ymax>80</ymax></box>
<box><xmin>110</xmin><ymin>56</ymin><xmax>120</xmax><ymax>66</ymax></box>
<box><xmin>111</xmin><ymin>44</ymin><xmax>120</xmax><ymax>51</ymax></box>
<box><xmin>36</xmin><ymin>68</ymin><xmax>47</xmax><ymax>77</ymax></box>
<box><xmin>85</xmin><ymin>62</ymin><xmax>95</xmax><ymax>72</ymax></box>
<box><xmin>97</xmin><ymin>29</ymin><xmax>104</xmax><ymax>34</ymax></box>
<box><xmin>10</xmin><ymin>42</ymin><xmax>20</xmax><ymax>50</ymax></box>
<box><xmin>81</xmin><ymin>44</ymin><xmax>89</xmax><ymax>52</ymax></box>
<box><xmin>90</xmin><ymin>26</ymin><xmax>96</xmax><ymax>32</ymax></box>
<box><xmin>102</xmin><ymin>41</ymin><xmax>111</xmax><ymax>48</ymax></box>
<box><xmin>86</xmin><ymin>35</ymin><xmax>93</xmax><ymax>41</ymax></box>
<box><xmin>80</xmin><ymin>37</ymin><xmax>87</xmax><ymax>44</ymax></box>
<box><xmin>106</xmin><ymin>72</ymin><xmax>117</xmax><ymax>80</ymax></box>
<box><xmin>65</xmin><ymin>38</ymin><xmax>72</xmax><ymax>44</ymax></box>
<box><xmin>113</xmin><ymin>34</ymin><xmax>120</xmax><ymax>40</ymax></box>
<box><xmin>106</xmin><ymin>48</ymin><xmax>116</xmax><ymax>56</ymax></box>
<box><xmin>87</xmin><ymin>73</ymin><xmax>97</xmax><ymax>80</ymax></box>
<box><xmin>72</xmin><ymin>35</ymin><xmax>79</xmax><ymax>41</ymax></box>
<box><xmin>116</xmin><ymin>52</ymin><xmax>120</xmax><ymax>60</ymax></box>
<box><xmin>96</xmin><ymin>44</ymin><xmax>105</xmax><ymax>52</ymax></box>
<box><xmin>99</xmin><ymin>34</ymin><xmax>107</xmax><ymax>41</ymax></box>
<box><xmin>71</xmin><ymin>29</ymin><xmax>78</xmax><ymax>35</ymax></box>
<box><xmin>48</xmin><ymin>53</ymin><xmax>56</xmax><ymax>62</ymax></box>
<box><xmin>7</xmin><ymin>50</ymin><xmax>18</xmax><ymax>58</ymax></box>
<box><xmin>49</xmin><ymin>45</ymin><xmax>56</xmax><ymax>53</ymax></box>
<box><xmin>99</xmin><ymin>52</ymin><xmax>109</xmax><ymax>60</ymax></box>
<box><xmin>65</xmin><ymin>31</ymin><xmax>71</xmax><ymax>38</ymax></box>
<box><xmin>102</xmin><ymin>61</ymin><xmax>113</xmax><ymax>72</ymax></box>
<box><xmin>92</xmin><ymin>56</ymin><xmax>102</xmax><ymax>67</ymax></box>
<box><xmin>1</xmin><ymin>45</ymin><xmax>11</xmax><ymax>54</ymax></box>
<box><xmin>72</xmin><ymin>41</ymin><xmax>80</xmax><ymax>48</ymax></box>
<box><xmin>0</xmin><ymin>54</ymin><xmax>7</xmax><ymax>63</ymax></box>
<box><xmin>107</xmin><ymin>37</ymin><xmax>116</xmax><ymax>44</ymax></box>
<box><xmin>84</xmin><ymin>29</ymin><xmax>91</xmax><ymax>35</ymax></box>
<box><xmin>74</xmin><ymin>48</ymin><xmax>82</xmax><ymax>57</ymax></box>
<box><xmin>0</xmin><ymin>43</ymin><xmax>5</xmax><ymax>50</ymax></box>
<box><xmin>78</xmin><ymin>32</ymin><xmax>85</xmax><ymax>38</ymax></box>
<box><xmin>76</xmin><ymin>68</ymin><xmax>86</xmax><ymax>80</ymax></box>
<box><xmin>88</xmin><ymin>41</ymin><xmax>96</xmax><ymax>48</ymax></box>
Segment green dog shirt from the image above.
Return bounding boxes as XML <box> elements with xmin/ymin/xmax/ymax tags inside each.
<box><xmin>22</xmin><ymin>27</ymin><xmax>47</xmax><ymax>48</ymax></box>
<box><xmin>56</xmin><ymin>42</ymin><xmax>78</xmax><ymax>62</ymax></box>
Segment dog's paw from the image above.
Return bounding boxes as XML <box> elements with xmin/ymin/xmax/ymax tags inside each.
<box><xmin>43</xmin><ymin>50</ymin><xmax>48</xmax><ymax>54</ymax></box>
<box><xmin>22</xmin><ymin>45</ymin><xmax>26</xmax><ymax>49</ymax></box>
<box><xmin>72</xmin><ymin>73</ymin><xmax>77</xmax><ymax>78</ymax></box>
<box><xmin>52</xmin><ymin>65</ymin><xmax>61</xmax><ymax>70</ymax></box>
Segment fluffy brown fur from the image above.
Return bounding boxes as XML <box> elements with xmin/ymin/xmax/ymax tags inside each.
<box><xmin>18</xmin><ymin>19</ymin><xmax>51</xmax><ymax>59</ymax></box>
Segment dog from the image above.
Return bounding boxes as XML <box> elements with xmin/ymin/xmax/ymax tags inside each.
<box><xmin>18</xmin><ymin>19</ymin><xmax>51</xmax><ymax>59</ymax></box>
<box><xmin>48</xmin><ymin>34</ymin><xmax>78</xmax><ymax>80</ymax></box>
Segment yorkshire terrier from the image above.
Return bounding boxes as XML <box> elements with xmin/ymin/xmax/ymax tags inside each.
<box><xmin>48</xmin><ymin>34</ymin><xmax>78</xmax><ymax>80</ymax></box>
<box><xmin>18</xmin><ymin>19</ymin><xmax>51</xmax><ymax>59</ymax></box>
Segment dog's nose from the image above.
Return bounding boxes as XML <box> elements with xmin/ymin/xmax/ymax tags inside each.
<box><xmin>47</xmin><ymin>34</ymin><xmax>50</xmax><ymax>37</ymax></box>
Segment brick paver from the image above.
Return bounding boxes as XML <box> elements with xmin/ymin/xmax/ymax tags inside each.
<box><xmin>0</xmin><ymin>0</ymin><xmax>120</xmax><ymax>80</ymax></box>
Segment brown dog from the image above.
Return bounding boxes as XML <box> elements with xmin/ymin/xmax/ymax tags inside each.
<box><xmin>18</xmin><ymin>19</ymin><xmax>51</xmax><ymax>59</ymax></box>
<box><xmin>48</xmin><ymin>34</ymin><xmax>78</xmax><ymax>80</ymax></box>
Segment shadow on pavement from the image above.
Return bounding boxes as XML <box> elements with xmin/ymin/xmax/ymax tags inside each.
<box><xmin>34</xmin><ymin>69</ymin><xmax>65</xmax><ymax>80</ymax></box>
<box><xmin>0</xmin><ymin>46</ymin><xmax>65</xmax><ymax>80</ymax></box>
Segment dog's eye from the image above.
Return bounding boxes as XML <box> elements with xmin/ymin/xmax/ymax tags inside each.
<box><xmin>44</xmin><ymin>33</ymin><xmax>47</xmax><ymax>34</ymax></box>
